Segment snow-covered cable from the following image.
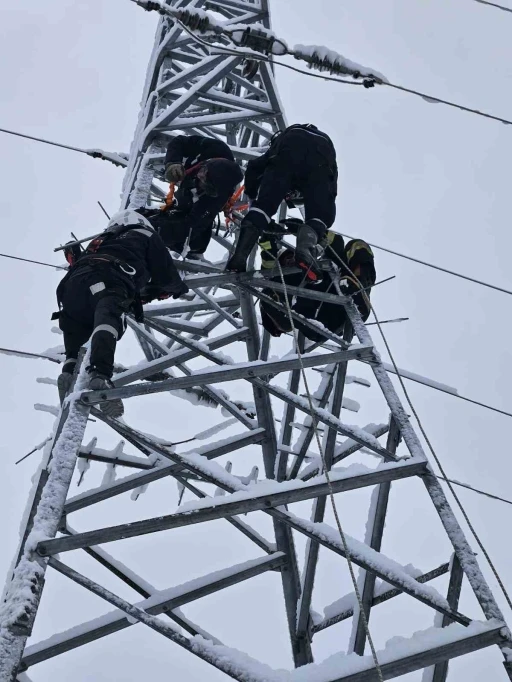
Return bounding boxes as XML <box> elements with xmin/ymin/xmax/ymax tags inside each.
<box><xmin>0</xmin><ymin>126</ymin><xmax>127</xmax><ymax>166</ymax></box>
<box><xmin>136</xmin><ymin>0</ymin><xmax>512</xmax><ymax>128</ymax></box>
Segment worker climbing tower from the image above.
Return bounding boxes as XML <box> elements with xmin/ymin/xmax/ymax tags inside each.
<box><xmin>0</xmin><ymin>1</ymin><xmax>511</xmax><ymax>681</ymax></box>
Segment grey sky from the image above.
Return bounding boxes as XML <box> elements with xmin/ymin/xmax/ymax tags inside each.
<box><xmin>0</xmin><ymin>0</ymin><xmax>511</xmax><ymax>680</ymax></box>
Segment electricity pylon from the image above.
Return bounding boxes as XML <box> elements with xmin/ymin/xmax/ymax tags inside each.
<box><xmin>1</xmin><ymin>2</ymin><xmax>511</xmax><ymax>681</ymax></box>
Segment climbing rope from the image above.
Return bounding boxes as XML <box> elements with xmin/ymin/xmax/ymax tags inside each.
<box><xmin>273</xmin><ymin>256</ymin><xmax>385</xmax><ymax>679</ymax></box>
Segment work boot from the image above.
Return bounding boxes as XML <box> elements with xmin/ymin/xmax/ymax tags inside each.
<box><xmin>295</xmin><ymin>222</ymin><xmax>324</xmax><ymax>283</ymax></box>
<box><xmin>225</xmin><ymin>220</ymin><xmax>261</xmax><ymax>273</ymax></box>
<box><xmin>87</xmin><ymin>370</ymin><xmax>124</xmax><ymax>419</ymax></box>
<box><xmin>57</xmin><ymin>372</ymin><xmax>73</xmax><ymax>405</ymax></box>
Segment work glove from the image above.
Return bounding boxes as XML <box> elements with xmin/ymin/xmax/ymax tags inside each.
<box><xmin>165</xmin><ymin>163</ymin><xmax>185</xmax><ymax>183</ymax></box>
<box><xmin>166</xmin><ymin>280</ymin><xmax>190</xmax><ymax>300</ymax></box>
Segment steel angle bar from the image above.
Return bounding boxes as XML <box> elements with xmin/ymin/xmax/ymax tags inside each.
<box><xmin>191</xmin><ymin>287</ymin><xmax>242</xmax><ymax>329</ymax></box>
<box><xmin>38</xmin><ymin>460</ymin><xmax>426</xmax><ymax>556</ymax></box>
<box><xmin>174</xmin><ymin>364</ymin><xmax>256</xmax><ymax>428</ymax></box>
<box><xmin>148</xmin><ymin>57</ymin><xmax>242</xmax><ymax>135</ymax></box>
<box><xmin>157</xmin><ymin>54</ymin><xmax>227</xmax><ymax>94</ymax></box>
<box><xmin>312</xmin><ymin>563</ymin><xmax>451</xmax><ymax>634</ymax></box>
<box><xmin>320</xmin><ymin>626</ymin><xmax>505</xmax><ymax>682</ymax></box>
<box><xmin>23</xmin><ymin>554</ymin><xmax>284</xmax><ymax>669</ymax></box>
<box><xmin>344</xmin><ymin>299</ymin><xmax>512</xmax><ymax>641</ymax></box>
<box><xmin>81</xmin><ymin>349</ymin><xmax>374</xmax><ymax>404</ymax></box>
<box><xmin>64</xmin><ymin>427</ymin><xmax>266</xmax><ymax>514</ymax></box>
<box><xmin>239</xmin><ymin>284</ymin><xmax>350</xmax><ymax>349</ymax></box>
<box><xmin>143</xmin><ymin>295</ymin><xmax>239</xmax><ymax>317</ymax></box>
<box><xmin>147</xmin><ymin>317</ymin><xmax>209</xmax><ymax>336</ymax></box>
<box><xmin>77</xmin><ymin>451</ymin><xmax>155</xmax><ymax>470</ymax></box>
<box><xmin>43</xmin><ymin>559</ymin><xmax>257</xmax><ymax>682</ymax></box>
<box><xmin>0</xmin><ymin>354</ymin><xmax>89</xmax><ymax>681</ymax></box>
<box><xmin>297</xmin><ymin>326</ymin><xmax>353</xmax><ymax>639</ymax></box>
<box><xmin>113</xmin><ymin>326</ymin><xmax>249</xmax><ymax>386</ymax></box>
<box><xmin>166</xmin><ymin>111</ymin><xmax>272</xmax><ymax>131</ymax></box>
<box><xmin>60</xmin><ymin>526</ymin><xmax>216</xmax><ymax>640</ymax></box>
<box><xmin>275</xmin><ymin>334</ymin><xmax>305</xmax><ymax>482</ymax></box>
<box><xmin>430</xmin><ymin>555</ymin><xmax>464</xmax><ymax>682</ymax></box>
<box><xmin>351</xmin><ymin>417</ymin><xmax>401</xmax><ymax>655</ymax></box>
<box><xmin>287</xmin><ymin>369</ymin><xmax>335</xmax><ymax>480</ymax></box>
<box><xmin>300</xmin><ymin>424</ymin><xmax>390</xmax><ymax>482</ymax></box>
<box><xmin>179</xmin><ymin>266</ymin><xmax>302</xmax><ymax>287</ymax></box>
<box><xmin>239</xmin><ymin>287</ymin><xmax>311</xmax><ymax>666</ymax></box>
<box><xmin>174</xmin><ymin>476</ymin><xmax>275</xmax><ymax>554</ymax></box>
<box><xmin>254</xmin><ymin>379</ymin><xmax>396</xmax><ymax>461</ymax></box>
<box><xmin>272</xmin><ymin>510</ymin><xmax>472</xmax><ymax>627</ymax></box>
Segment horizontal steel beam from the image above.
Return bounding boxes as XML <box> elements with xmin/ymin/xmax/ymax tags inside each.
<box><xmin>82</xmin><ymin>348</ymin><xmax>374</xmax><ymax>404</ymax></box>
<box><xmin>143</xmin><ymin>295</ymin><xmax>239</xmax><ymax>317</ymax></box>
<box><xmin>324</xmin><ymin>625</ymin><xmax>505</xmax><ymax>682</ymax></box>
<box><xmin>23</xmin><ymin>553</ymin><xmax>284</xmax><ymax>668</ymax></box>
<box><xmin>113</xmin><ymin>326</ymin><xmax>249</xmax><ymax>386</ymax></box>
<box><xmin>38</xmin><ymin>460</ymin><xmax>426</xmax><ymax>556</ymax></box>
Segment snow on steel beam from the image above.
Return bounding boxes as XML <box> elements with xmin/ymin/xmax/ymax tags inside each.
<box><xmin>312</xmin><ymin>563</ymin><xmax>451</xmax><ymax>634</ymax></box>
<box><xmin>145</xmin><ymin>57</ymin><xmax>241</xmax><ymax>137</ymax></box>
<box><xmin>64</xmin><ymin>428</ymin><xmax>267</xmax><ymax>513</ymax></box>
<box><xmin>0</xmin><ymin>356</ymin><xmax>90</xmax><ymax>682</ymax></box>
<box><xmin>157</xmin><ymin>54</ymin><xmax>227</xmax><ymax>94</ymax></box>
<box><xmin>143</xmin><ymin>295</ymin><xmax>239</xmax><ymax>317</ymax></box>
<box><xmin>346</xmin><ymin>298</ymin><xmax>512</xmax><ymax>643</ymax></box>
<box><xmin>351</xmin><ymin>418</ymin><xmax>401</xmax><ymax>655</ymax></box>
<box><xmin>22</xmin><ymin>553</ymin><xmax>284</xmax><ymax>668</ymax></box>
<box><xmin>318</xmin><ymin>623</ymin><xmax>505</xmax><ymax>682</ymax></box>
<box><xmin>257</xmin><ymin>379</ymin><xmax>396</xmax><ymax>461</ymax></box>
<box><xmin>37</xmin><ymin>460</ymin><xmax>425</xmax><ymax>556</ymax></box>
<box><xmin>299</xmin><ymin>424</ymin><xmax>390</xmax><ymax>481</ymax></box>
<box><xmin>112</xmin><ymin>326</ymin><xmax>249</xmax><ymax>386</ymax></box>
<box><xmin>162</xmin><ymin>110</ymin><xmax>272</xmax><ymax>131</ymax></box>
<box><xmin>274</xmin><ymin>510</ymin><xmax>471</xmax><ymax>627</ymax></box>
<box><xmin>81</xmin><ymin>348</ymin><xmax>374</xmax><ymax>403</ymax></box>
<box><xmin>296</xmin><ymin>335</ymin><xmax>353</xmax><ymax>639</ymax></box>
<box><xmin>239</xmin><ymin>288</ymin><xmax>312</xmax><ymax>666</ymax></box>
<box><xmin>39</xmin><ymin>559</ymin><xmax>258</xmax><ymax>682</ymax></box>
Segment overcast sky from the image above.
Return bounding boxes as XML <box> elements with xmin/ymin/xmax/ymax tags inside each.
<box><xmin>0</xmin><ymin>1</ymin><xmax>512</xmax><ymax>681</ymax></box>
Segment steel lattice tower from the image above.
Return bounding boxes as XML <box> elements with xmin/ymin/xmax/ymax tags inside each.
<box><xmin>1</xmin><ymin>1</ymin><xmax>511</xmax><ymax>681</ymax></box>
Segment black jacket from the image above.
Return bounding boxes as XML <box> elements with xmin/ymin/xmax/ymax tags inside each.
<box><xmin>244</xmin><ymin>124</ymin><xmax>337</xmax><ymax>200</ymax></box>
<box><xmin>62</xmin><ymin>224</ymin><xmax>182</xmax><ymax>295</ymax></box>
<box><xmin>165</xmin><ymin>135</ymin><xmax>235</xmax><ymax>170</ymax></box>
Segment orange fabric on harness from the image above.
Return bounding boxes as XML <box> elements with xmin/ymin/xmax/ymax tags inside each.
<box><xmin>223</xmin><ymin>185</ymin><xmax>247</xmax><ymax>226</ymax></box>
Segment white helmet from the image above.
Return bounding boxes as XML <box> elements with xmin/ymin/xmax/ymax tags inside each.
<box><xmin>106</xmin><ymin>209</ymin><xmax>154</xmax><ymax>232</ymax></box>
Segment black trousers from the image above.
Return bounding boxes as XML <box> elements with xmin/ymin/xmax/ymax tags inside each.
<box><xmin>252</xmin><ymin>128</ymin><xmax>337</xmax><ymax>231</ymax></box>
<box><xmin>58</xmin><ymin>264</ymin><xmax>133</xmax><ymax>377</ymax></box>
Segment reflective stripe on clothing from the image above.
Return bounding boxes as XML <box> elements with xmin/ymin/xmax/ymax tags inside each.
<box><xmin>92</xmin><ymin>324</ymin><xmax>119</xmax><ymax>339</ymax></box>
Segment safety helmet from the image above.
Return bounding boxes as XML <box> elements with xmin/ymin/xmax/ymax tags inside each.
<box><xmin>105</xmin><ymin>209</ymin><xmax>154</xmax><ymax>232</ymax></box>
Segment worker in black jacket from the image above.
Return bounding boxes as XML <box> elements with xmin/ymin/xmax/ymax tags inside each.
<box><xmin>56</xmin><ymin>209</ymin><xmax>189</xmax><ymax>417</ymax></box>
<box><xmin>226</xmin><ymin>124</ymin><xmax>338</xmax><ymax>282</ymax></box>
<box><xmin>157</xmin><ymin>135</ymin><xmax>243</xmax><ymax>257</ymax></box>
<box><xmin>259</xmin><ymin>224</ymin><xmax>375</xmax><ymax>343</ymax></box>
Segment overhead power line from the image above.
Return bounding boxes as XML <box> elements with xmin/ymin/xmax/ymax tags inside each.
<box><xmin>340</xmin><ymin>233</ymin><xmax>512</xmax><ymax>297</ymax></box>
<box><xmin>474</xmin><ymin>0</ymin><xmax>512</xmax><ymax>13</ymax></box>
<box><xmin>0</xmin><ymin>126</ymin><xmax>127</xmax><ymax>167</ymax></box>
<box><xmin>0</xmin><ymin>252</ymin><xmax>64</xmax><ymax>270</ymax></box>
<box><xmin>132</xmin><ymin>0</ymin><xmax>512</xmax><ymax>128</ymax></box>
